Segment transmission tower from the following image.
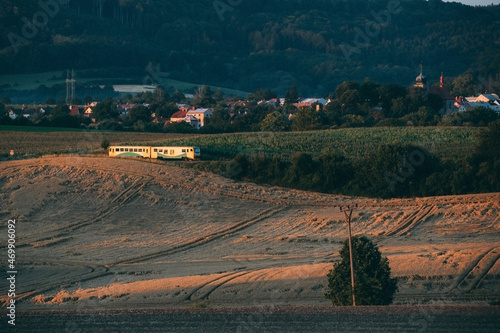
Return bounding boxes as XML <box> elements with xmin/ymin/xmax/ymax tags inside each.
<box><xmin>66</xmin><ymin>69</ymin><xmax>76</xmax><ymax>104</ymax></box>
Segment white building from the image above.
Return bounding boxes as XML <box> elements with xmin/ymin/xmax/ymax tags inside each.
<box><xmin>186</xmin><ymin>108</ymin><xmax>213</xmax><ymax>128</ymax></box>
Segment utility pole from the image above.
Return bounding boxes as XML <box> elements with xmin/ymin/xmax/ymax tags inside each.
<box><xmin>340</xmin><ymin>204</ymin><xmax>357</xmax><ymax>306</ymax></box>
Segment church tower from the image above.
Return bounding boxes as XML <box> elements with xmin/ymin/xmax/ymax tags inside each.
<box><xmin>414</xmin><ymin>64</ymin><xmax>428</xmax><ymax>89</ymax></box>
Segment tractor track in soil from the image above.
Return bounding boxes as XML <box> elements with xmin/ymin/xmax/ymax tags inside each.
<box><xmin>14</xmin><ymin>174</ymin><xmax>153</xmax><ymax>248</ymax></box>
<box><xmin>111</xmin><ymin>206</ymin><xmax>286</xmax><ymax>266</ymax></box>
<box><xmin>450</xmin><ymin>247</ymin><xmax>500</xmax><ymax>293</ymax></box>
<box><xmin>1</xmin><ymin>157</ymin><xmax>499</xmax><ymax>308</ymax></box>
<box><xmin>10</xmin><ymin>207</ymin><xmax>285</xmax><ymax>304</ymax></box>
<box><xmin>384</xmin><ymin>205</ymin><xmax>437</xmax><ymax>236</ymax></box>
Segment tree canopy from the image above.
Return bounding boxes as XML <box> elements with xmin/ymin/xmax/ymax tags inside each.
<box><xmin>325</xmin><ymin>236</ymin><xmax>398</xmax><ymax>306</ymax></box>
<box><xmin>0</xmin><ymin>0</ymin><xmax>498</xmax><ymax>96</ymax></box>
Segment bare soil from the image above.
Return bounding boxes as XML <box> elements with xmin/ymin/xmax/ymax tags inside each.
<box><xmin>0</xmin><ymin>156</ymin><xmax>499</xmax><ymax>311</ymax></box>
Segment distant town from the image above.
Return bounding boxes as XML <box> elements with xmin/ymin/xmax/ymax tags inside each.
<box><xmin>2</xmin><ymin>69</ymin><xmax>499</xmax><ymax>132</ymax></box>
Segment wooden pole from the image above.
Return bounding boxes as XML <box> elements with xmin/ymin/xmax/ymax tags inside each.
<box><xmin>341</xmin><ymin>204</ymin><xmax>357</xmax><ymax>306</ymax></box>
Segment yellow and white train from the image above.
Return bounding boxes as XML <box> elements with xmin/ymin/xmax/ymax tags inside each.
<box><xmin>109</xmin><ymin>146</ymin><xmax>200</xmax><ymax>160</ymax></box>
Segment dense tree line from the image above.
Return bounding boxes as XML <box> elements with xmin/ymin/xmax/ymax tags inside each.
<box><xmin>0</xmin><ymin>0</ymin><xmax>498</xmax><ymax>95</ymax></box>
<box><xmin>227</xmin><ymin>120</ymin><xmax>500</xmax><ymax>198</ymax></box>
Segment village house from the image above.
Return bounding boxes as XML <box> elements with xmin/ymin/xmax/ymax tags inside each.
<box><xmin>83</xmin><ymin>106</ymin><xmax>94</xmax><ymax>117</ymax></box>
<box><xmin>12</xmin><ymin>106</ymin><xmax>36</xmax><ymax>118</ymax></box>
<box><xmin>428</xmin><ymin>84</ymin><xmax>455</xmax><ymax>115</ymax></box>
<box><xmin>170</xmin><ymin>109</ymin><xmax>187</xmax><ymax>123</ymax></box>
<box><xmin>116</xmin><ymin>103</ymin><xmax>136</xmax><ymax>116</ymax></box>
<box><xmin>465</xmin><ymin>94</ymin><xmax>500</xmax><ymax>113</ymax></box>
<box><xmin>259</xmin><ymin>98</ymin><xmax>285</xmax><ymax>107</ymax></box>
<box><xmin>169</xmin><ymin>109</ymin><xmax>200</xmax><ymax>128</ymax></box>
<box><xmin>8</xmin><ymin>109</ymin><xmax>19</xmax><ymax>119</ymax></box>
<box><xmin>299</xmin><ymin>98</ymin><xmax>329</xmax><ymax>107</ymax></box>
<box><xmin>69</xmin><ymin>105</ymin><xmax>80</xmax><ymax>115</ymax></box>
<box><xmin>299</xmin><ymin>98</ymin><xmax>329</xmax><ymax>110</ymax></box>
<box><xmin>455</xmin><ymin>94</ymin><xmax>500</xmax><ymax>114</ymax></box>
<box><xmin>12</xmin><ymin>107</ymin><xmax>46</xmax><ymax>119</ymax></box>
<box><xmin>186</xmin><ymin>108</ymin><xmax>213</xmax><ymax>128</ymax></box>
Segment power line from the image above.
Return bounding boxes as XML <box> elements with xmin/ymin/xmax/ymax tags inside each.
<box><xmin>66</xmin><ymin>69</ymin><xmax>75</xmax><ymax>104</ymax></box>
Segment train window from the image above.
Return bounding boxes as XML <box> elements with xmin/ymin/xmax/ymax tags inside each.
<box><xmin>159</xmin><ymin>149</ymin><xmax>163</xmax><ymax>153</ymax></box>
<box><xmin>139</xmin><ymin>148</ymin><xmax>142</xmax><ymax>152</ymax></box>
<box><xmin>154</xmin><ymin>148</ymin><xmax>157</xmax><ymax>152</ymax></box>
<box><xmin>134</xmin><ymin>148</ymin><xmax>137</xmax><ymax>152</ymax></box>
<box><xmin>125</xmin><ymin>148</ymin><xmax>129</xmax><ymax>152</ymax></box>
<box><xmin>170</xmin><ymin>150</ymin><xmax>174</xmax><ymax>155</ymax></box>
<box><xmin>182</xmin><ymin>149</ymin><xmax>186</xmax><ymax>153</ymax></box>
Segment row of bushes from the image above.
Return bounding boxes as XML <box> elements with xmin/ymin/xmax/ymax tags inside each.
<box><xmin>225</xmin><ymin>121</ymin><xmax>500</xmax><ymax>198</ymax></box>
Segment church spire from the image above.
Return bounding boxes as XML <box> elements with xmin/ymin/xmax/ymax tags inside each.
<box><xmin>414</xmin><ymin>63</ymin><xmax>427</xmax><ymax>89</ymax></box>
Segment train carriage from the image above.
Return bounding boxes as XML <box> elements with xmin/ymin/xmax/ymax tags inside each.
<box><xmin>109</xmin><ymin>146</ymin><xmax>200</xmax><ymax>160</ymax></box>
<box><xmin>108</xmin><ymin>146</ymin><xmax>151</xmax><ymax>158</ymax></box>
<box><xmin>151</xmin><ymin>146</ymin><xmax>200</xmax><ymax>160</ymax></box>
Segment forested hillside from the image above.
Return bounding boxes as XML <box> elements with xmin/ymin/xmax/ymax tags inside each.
<box><xmin>0</xmin><ymin>0</ymin><xmax>499</xmax><ymax>95</ymax></box>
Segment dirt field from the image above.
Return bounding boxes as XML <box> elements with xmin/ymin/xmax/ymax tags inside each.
<box><xmin>0</xmin><ymin>156</ymin><xmax>499</xmax><ymax>311</ymax></box>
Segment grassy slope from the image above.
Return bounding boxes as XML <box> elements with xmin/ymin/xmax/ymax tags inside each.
<box><xmin>0</xmin><ymin>127</ymin><xmax>187</xmax><ymax>158</ymax></box>
<box><xmin>0</xmin><ymin>126</ymin><xmax>479</xmax><ymax>163</ymax></box>
<box><xmin>155</xmin><ymin>127</ymin><xmax>480</xmax><ymax>161</ymax></box>
<box><xmin>0</xmin><ymin>71</ymin><xmax>249</xmax><ymax>96</ymax></box>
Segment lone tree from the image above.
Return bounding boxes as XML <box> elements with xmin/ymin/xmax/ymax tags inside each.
<box><xmin>100</xmin><ymin>138</ymin><xmax>110</xmax><ymax>150</ymax></box>
<box><xmin>325</xmin><ymin>236</ymin><xmax>397</xmax><ymax>306</ymax></box>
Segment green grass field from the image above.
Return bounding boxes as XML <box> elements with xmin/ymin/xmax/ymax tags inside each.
<box><xmin>0</xmin><ymin>71</ymin><xmax>66</xmax><ymax>91</ymax></box>
<box><xmin>0</xmin><ymin>125</ymin><xmax>90</xmax><ymax>132</ymax></box>
<box><xmin>0</xmin><ymin>70</ymin><xmax>249</xmax><ymax>97</ymax></box>
<box><xmin>0</xmin><ymin>127</ymin><xmax>190</xmax><ymax>159</ymax></box>
<box><xmin>0</xmin><ymin>126</ymin><xmax>480</xmax><ymax>162</ymax></box>
<box><xmin>154</xmin><ymin>127</ymin><xmax>481</xmax><ymax>161</ymax></box>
